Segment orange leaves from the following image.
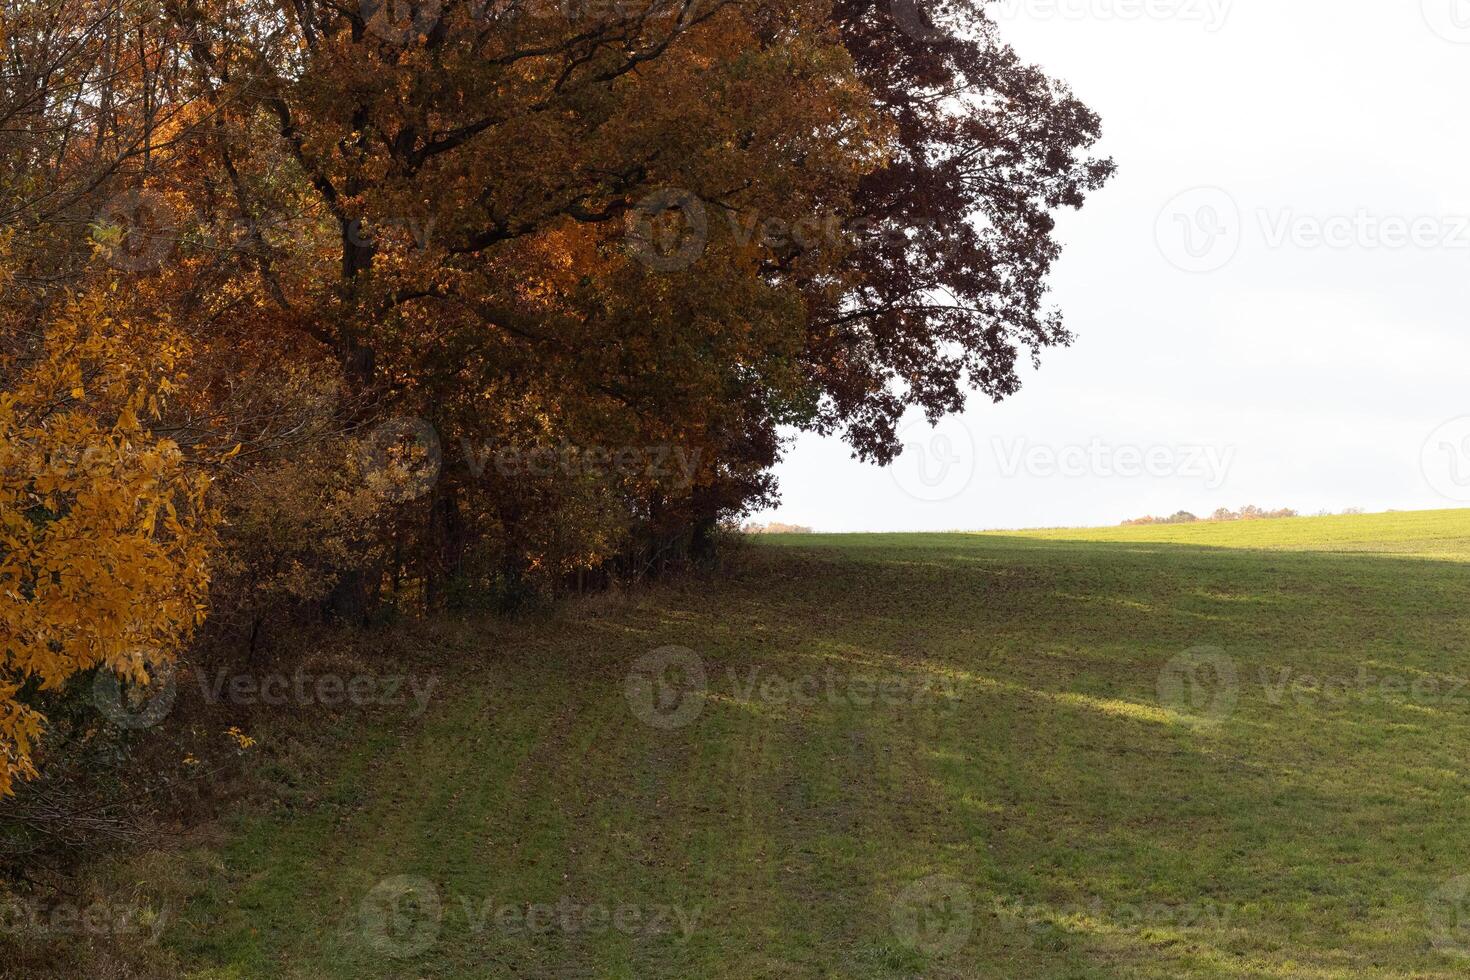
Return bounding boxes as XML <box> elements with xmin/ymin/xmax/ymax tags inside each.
<box><xmin>0</xmin><ymin>284</ymin><xmax>217</xmax><ymax>797</ymax></box>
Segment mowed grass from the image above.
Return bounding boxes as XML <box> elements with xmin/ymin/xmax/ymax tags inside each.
<box><xmin>164</xmin><ymin>509</ymin><xmax>1470</xmax><ymax>978</ymax></box>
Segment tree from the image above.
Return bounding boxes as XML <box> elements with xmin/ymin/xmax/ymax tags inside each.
<box><xmin>0</xmin><ymin>0</ymin><xmax>1113</xmax><ymax>794</ymax></box>
<box><xmin>0</xmin><ymin>272</ymin><xmax>214</xmax><ymax>797</ymax></box>
<box><xmin>0</xmin><ymin>0</ymin><xmax>216</xmax><ymax>796</ymax></box>
<box><xmin>152</xmin><ymin>0</ymin><xmax>891</xmax><ymax>600</ymax></box>
<box><xmin>137</xmin><ymin>0</ymin><xmax>1109</xmax><ymax>606</ymax></box>
<box><xmin>805</xmin><ymin>0</ymin><xmax>1114</xmax><ymax>462</ymax></box>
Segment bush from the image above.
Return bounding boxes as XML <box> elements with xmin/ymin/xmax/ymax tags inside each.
<box><xmin>744</xmin><ymin>522</ymin><xmax>815</xmax><ymax>534</ymax></box>
<box><xmin>0</xmin><ymin>285</ymin><xmax>215</xmax><ymax>799</ymax></box>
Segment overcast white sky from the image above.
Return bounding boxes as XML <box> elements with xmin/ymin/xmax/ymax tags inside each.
<box><xmin>750</xmin><ymin>0</ymin><xmax>1470</xmax><ymax>532</ymax></box>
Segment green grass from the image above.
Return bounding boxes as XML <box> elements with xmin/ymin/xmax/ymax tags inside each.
<box><xmin>161</xmin><ymin>508</ymin><xmax>1470</xmax><ymax>978</ymax></box>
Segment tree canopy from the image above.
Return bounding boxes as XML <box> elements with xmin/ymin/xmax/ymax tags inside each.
<box><xmin>0</xmin><ymin>0</ymin><xmax>1110</xmax><ymax>793</ymax></box>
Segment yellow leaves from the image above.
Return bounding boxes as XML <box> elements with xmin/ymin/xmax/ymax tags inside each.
<box><xmin>225</xmin><ymin>726</ymin><xmax>256</xmax><ymax>750</ymax></box>
<box><xmin>0</xmin><ymin>688</ymin><xmax>44</xmax><ymax>794</ymax></box>
<box><xmin>0</xmin><ymin>285</ymin><xmax>217</xmax><ymax>798</ymax></box>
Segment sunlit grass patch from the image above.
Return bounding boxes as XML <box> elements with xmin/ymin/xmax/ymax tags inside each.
<box><xmin>146</xmin><ymin>509</ymin><xmax>1470</xmax><ymax>978</ymax></box>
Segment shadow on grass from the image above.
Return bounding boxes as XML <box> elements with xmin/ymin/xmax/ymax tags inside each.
<box><xmin>167</xmin><ymin>533</ymin><xmax>1470</xmax><ymax>979</ymax></box>
<box><xmin>615</xmin><ymin>535</ymin><xmax>1470</xmax><ymax>978</ymax></box>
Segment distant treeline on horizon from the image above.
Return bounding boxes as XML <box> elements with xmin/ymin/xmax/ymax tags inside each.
<box><xmin>1122</xmin><ymin>506</ymin><xmax>1368</xmax><ymax>526</ymax></box>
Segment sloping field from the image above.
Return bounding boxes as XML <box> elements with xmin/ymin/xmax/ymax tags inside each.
<box><xmin>160</xmin><ymin>509</ymin><xmax>1470</xmax><ymax>978</ymax></box>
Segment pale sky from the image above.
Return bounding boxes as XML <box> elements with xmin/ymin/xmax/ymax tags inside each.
<box><xmin>752</xmin><ymin>0</ymin><xmax>1470</xmax><ymax>532</ymax></box>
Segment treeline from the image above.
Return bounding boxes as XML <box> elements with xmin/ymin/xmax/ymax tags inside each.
<box><xmin>0</xmin><ymin>0</ymin><xmax>1109</xmax><ymax>798</ymax></box>
<box><xmin>1122</xmin><ymin>506</ymin><xmax>1301</xmax><ymax>526</ymax></box>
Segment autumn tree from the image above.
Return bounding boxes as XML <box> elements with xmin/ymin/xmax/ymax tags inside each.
<box><xmin>133</xmin><ymin>0</ymin><xmax>1109</xmax><ymax>610</ymax></box>
<box><xmin>0</xmin><ymin>276</ymin><xmax>214</xmax><ymax>797</ymax></box>
<box><xmin>809</xmin><ymin>0</ymin><xmax>1115</xmax><ymax>461</ymax></box>
<box><xmin>146</xmin><ymin>0</ymin><xmax>890</xmax><ymax>603</ymax></box>
<box><xmin>0</xmin><ymin>0</ymin><xmax>216</xmax><ymax>796</ymax></box>
<box><xmin>0</xmin><ymin>0</ymin><xmax>1112</xmax><ymax>770</ymax></box>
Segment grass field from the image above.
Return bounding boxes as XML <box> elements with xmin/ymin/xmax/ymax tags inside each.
<box><xmin>154</xmin><ymin>508</ymin><xmax>1470</xmax><ymax>978</ymax></box>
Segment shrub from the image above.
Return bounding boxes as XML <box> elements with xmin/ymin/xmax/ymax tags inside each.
<box><xmin>0</xmin><ymin>284</ymin><xmax>215</xmax><ymax>798</ymax></box>
<box><xmin>744</xmin><ymin>522</ymin><xmax>815</xmax><ymax>534</ymax></box>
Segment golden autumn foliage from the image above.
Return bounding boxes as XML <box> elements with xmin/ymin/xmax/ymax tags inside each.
<box><xmin>0</xmin><ymin>0</ymin><xmax>1108</xmax><ymax>802</ymax></box>
<box><xmin>0</xmin><ymin>262</ymin><xmax>215</xmax><ymax>796</ymax></box>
